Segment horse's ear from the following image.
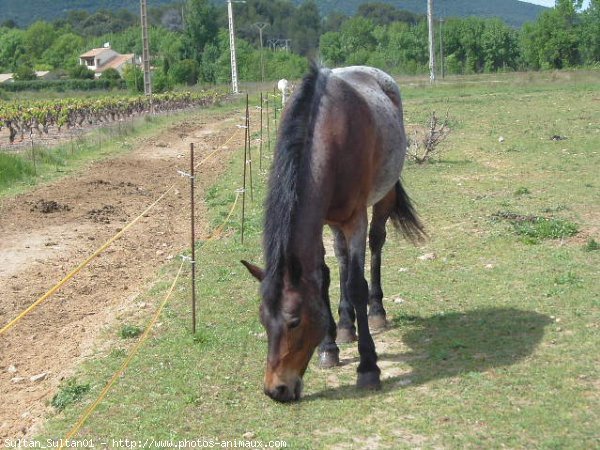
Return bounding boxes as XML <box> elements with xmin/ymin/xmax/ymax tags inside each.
<box><xmin>241</xmin><ymin>260</ymin><xmax>265</xmax><ymax>281</ymax></box>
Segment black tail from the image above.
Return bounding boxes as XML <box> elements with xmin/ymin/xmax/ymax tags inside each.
<box><xmin>389</xmin><ymin>180</ymin><xmax>427</xmax><ymax>244</ymax></box>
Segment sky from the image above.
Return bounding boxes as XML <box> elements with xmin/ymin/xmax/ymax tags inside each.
<box><xmin>519</xmin><ymin>0</ymin><xmax>591</xmax><ymax>8</ymax></box>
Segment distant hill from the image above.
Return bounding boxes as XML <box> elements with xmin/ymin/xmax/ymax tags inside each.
<box><xmin>299</xmin><ymin>1</ymin><xmax>548</xmax><ymax>27</ymax></box>
<box><xmin>1</xmin><ymin>0</ymin><xmax>547</xmax><ymax>28</ymax></box>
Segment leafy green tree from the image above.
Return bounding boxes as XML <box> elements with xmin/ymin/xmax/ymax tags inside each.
<box><xmin>169</xmin><ymin>59</ymin><xmax>200</xmax><ymax>85</ymax></box>
<box><xmin>24</xmin><ymin>21</ymin><xmax>57</xmax><ymax>59</ymax></box>
<box><xmin>580</xmin><ymin>0</ymin><xmax>600</xmax><ymax>64</ymax></box>
<box><xmin>264</xmin><ymin>50</ymin><xmax>308</xmax><ymax>79</ymax></box>
<box><xmin>41</xmin><ymin>33</ymin><xmax>84</xmax><ymax>69</ymax></box>
<box><xmin>153</xmin><ymin>70</ymin><xmax>173</xmax><ymax>93</ymax></box>
<box><xmin>200</xmin><ymin>42</ymin><xmax>221</xmax><ymax>84</ymax></box>
<box><xmin>14</xmin><ymin>63</ymin><xmax>37</xmax><ymax>81</ymax></box>
<box><xmin>521</xmin><ymin>0</ymin><xmax>582</xmax><ymax>69</ymax></box>
<box><xmin>290</xmin><ymin>0</ymin><xmax>321</xmax><ymax>56</ymax></box>
<box><xmin>319</xmin><ymin>31</ymin><xmax>345</xmax><ymax>66</ymax></box>
<box><xmin>481</xmin><ymin>19</ymin><xmax>519</xmax><ymax>72</ymax></box>
<box><xmin>184</xmin><ymin>0</ymin><xmax>219</xmax><ymax>61</ymax></box>
<box><xmin>123</xmin><ymin>64</ymin><xmax>144</xmax><ymax>93</ymax></box>
<box><xmin>322</xmin><ymin>11</ymin><xmax>348</xmax><ymax>33</ymax></box>
<box><xmin>340</xmin><ymin>17</ymin><xmax>377</xmax><ymax>57</ymax></box>
<box><xmin>383</xmin><ymin>21</ymin><xmax>428</xmax><ymax>74</ymax></box>
<box><xmin>0</xmin><ymin>28</ymin><xmax>26</xmax><ymax>72</ymax></box>
<box><xmin>357</xmin><ymin>2</ymin><xmax>419</xmax><ymax>26</ymax></box>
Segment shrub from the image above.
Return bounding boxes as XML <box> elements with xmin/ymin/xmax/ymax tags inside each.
<box><xmin>169</xmin><ymin>59</ymin><xmax>200</xmax><ymax>86</ymax></box>
<box><xmin>153</xmin><ymin>71</ymin><xmax>173</xmax><ymax>93</ymax></box>
<box><xmin>69</xmin><ymin>64</ymin><xmax>95</xmax><ymax>80</ymax></box>
<box><xmin>100</xmin><ymin>68</ymin><xmax>121</xmax><ymax>80</ymax></box>
<box><xmin>123</xmin><ymin>65</ymin><xmax>144</xmax><ymax>93</ymax></box>
<box><xmin>13</xmin><ymin>64</ymin><xmax>37</xmax><ymax>81</ymax></box>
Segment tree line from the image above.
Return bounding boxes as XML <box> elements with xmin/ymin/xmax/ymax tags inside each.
<box><xmin>0</xmin><ymin>0</ymin><xmax>598</xmax><ymax>91</ymax></box>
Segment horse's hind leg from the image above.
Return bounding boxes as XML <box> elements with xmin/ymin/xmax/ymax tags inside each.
<box><xmin>332</xmin><ymin>227</ymin><xmax>357</xmax><ymax>343</ymax></box>
<box><xmin>368</xmin><ymin>190</ymin><xmax>396</xmax><ymax>329</ymax></box>
<box><xmin>318</xmin><ymin>262</ymin><xmax>340</xmax><ymax>368</ymax></box>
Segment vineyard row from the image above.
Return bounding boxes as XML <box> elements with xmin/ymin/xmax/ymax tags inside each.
<box><xmin>0</xmin><ymin>91</ymin><xmax>225</xmax><ymax>144</ymax></box>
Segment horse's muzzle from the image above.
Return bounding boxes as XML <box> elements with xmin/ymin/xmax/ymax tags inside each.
<box><xmin>264</xmin><ymin>379</ymin><xmax>303</xmax><ymax>402</ymax></box>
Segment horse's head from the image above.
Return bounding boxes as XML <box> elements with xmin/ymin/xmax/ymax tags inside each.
<box><xmin>242</xmin><ymin>260</ymin><xmax>327</xmax><ymax>402</ymax></box>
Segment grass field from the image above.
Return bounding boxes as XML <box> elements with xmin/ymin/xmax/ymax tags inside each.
<box><xmin>37</xmin><ymin>71</ymin><xmax>599</xmax><ymax>448</ymax></box>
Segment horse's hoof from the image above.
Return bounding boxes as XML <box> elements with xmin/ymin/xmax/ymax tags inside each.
<box><xmin>336</xmin><ymin>327</ymin><xmax>357</xmax><ymax>344</ymax></box>
<box><xmin>357</xmin><ymin>371</ymin><xmax>381</xmax><ymax>390</ymax></box>
<box><xmin>318</xmin><ymin>351</ymin><xmax>340</xmax><ymax>369</ymax></box>
<box><xmin>368</xmin><ymin>314</ymin><xmax>387</xmax><ymax>330</ymax></box>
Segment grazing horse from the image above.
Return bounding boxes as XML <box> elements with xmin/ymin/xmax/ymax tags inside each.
<box><xmin>242</xmin><ymin>64</ymin><xmax>425</xmax><ymax>402</ymax></box>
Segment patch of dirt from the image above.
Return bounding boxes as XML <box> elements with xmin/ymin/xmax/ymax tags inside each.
<box><xmin>85</xmin><ymin>204</ymin><xmax>122</xmax><ymax>224</ymax></box>
<box><xmin>30</xmin><ymin>200</ymin><xmax>71</xmax><ymax>214</ymax></box>
<box><xmin>491</xmin><ymin>211</ymin><xmax>539</xmax><ymax>223</ymax></box>
<box><xmin>0</xmin><ymin>107</ymin><xmax>252</xmax><ymax>439</ymax></box>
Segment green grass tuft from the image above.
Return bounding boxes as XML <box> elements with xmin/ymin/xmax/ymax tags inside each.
<box><xmin>584</xmin><ymin>238</ymin><xmax>599</xmax><ymax>251</ymax></box>
<box><xmin>119</xmin><ymin>324</ymin><xmax>142</xmax><ymax>339</ymax></box>
<box><xmin>50</xmin><ymin>379</ymin><xmax>91</xmax><ymax>411</ymax></box>
<box><xmin>514</xmin><ymin>187</ymin><xmax>530</xmax><ymax>196</ymax></box>
<box><xmin>512</xmin><ymin>217</ymin><xmax>578</xmax><ymax>241</ymax></box>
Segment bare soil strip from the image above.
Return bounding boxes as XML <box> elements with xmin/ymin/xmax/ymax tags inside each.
<box><xmin>0</xmin><ymin>107</ymin><xmax>248</xmax><ymax>439</ymax></box>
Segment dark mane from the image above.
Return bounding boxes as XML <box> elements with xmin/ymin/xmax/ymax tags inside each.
<box><xmin>262</xmin><ymin>63</ymin><xmax>330</xmax><ymax>304</ymax></box>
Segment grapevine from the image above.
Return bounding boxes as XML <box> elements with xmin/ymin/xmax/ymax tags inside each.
<box><xmin>0</xmin><ymin>91</ymin><xmax>224</xmax><ymax>144</ymax></box>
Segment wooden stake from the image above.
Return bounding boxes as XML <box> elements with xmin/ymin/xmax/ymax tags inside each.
<box><xmin>246</xmin><ymin>94</ymin><xmax>253</xmax><ymax>202</ymax></box>
<box><xmin>265</xmin><ymin>94</ymin><xmax>271</xmax><ymax>155</ymax></box>
<box><xmin>273</xmin><ymin>89</ymin><xmax>278</xmax><ymax>136</ymax></box>
<box><xmin>190</xmin><ymin>143</ymin><xmax>197</xmax><ymax>335</ymax></box>
<box><xmin>241</xmin><ymin>116</ymin><xmax>247</xmax><ymax>245</ymax></box>
<box><xmin>259</xmin><ymin>92</ymin><xmax>263</xmax><ymax>171</ymax></box>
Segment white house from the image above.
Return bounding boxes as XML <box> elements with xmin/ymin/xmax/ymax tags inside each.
<box><xmin>79</xmin><ymin>45</ymin><xmax>135</xmax><ymax>77</ymax></box>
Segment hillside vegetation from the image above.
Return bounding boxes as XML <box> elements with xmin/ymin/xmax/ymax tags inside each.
<box><xmin>0</xmin><ymin>0</ymin><xmax>598</xmax><ymax>91</ymax></box>
<box><xmin>1</xmin><ymin>0</ymin><xmax>546</xmax><ymax>28</ymax></box>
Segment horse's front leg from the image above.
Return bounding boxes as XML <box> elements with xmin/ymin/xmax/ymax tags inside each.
<box><xmin>333</xmin><ymin>227</ymin><xmax>357</xmax><ymax>343</ymax></box>
<box><xmin>343</xmin><ymin>212</ymin><xmax>381</xmax><ymax>390</ymax></box>
<box><xmin>318</xmin><ymin>262</ymin><xmax>340</xmax><ymax>368</ymax></box>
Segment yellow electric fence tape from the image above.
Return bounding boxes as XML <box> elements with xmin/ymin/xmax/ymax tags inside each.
<box><xmin>0</xmin><ymin>186</ymin><xmax>174</xmax><ymax>336</ymax></box>
<box><xmin>62</xmin><ymin>156</ymin><xmax>244</xmax><ymax>442</ymax></box>
<box><xmin>0</xmin><ymin>125</ymin><xmax>243</xmax><ymax>337</ymax></box>
<box><xmin>60</xmin><ymin>260</ymin><xmax>185</xmax><ymax>446</ymax></box>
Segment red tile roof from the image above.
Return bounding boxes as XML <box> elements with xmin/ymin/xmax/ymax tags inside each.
<box><xmin>99</xmin><ymin>54</ymin><xmax>134</xmax><ymax>71</ymax></box>
<box><xmin>80</xmin><ymin>48</ymin><xmax>111</xmax><ymax>58</ymax></box>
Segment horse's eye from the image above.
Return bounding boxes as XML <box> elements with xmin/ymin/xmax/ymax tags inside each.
<box><xmin>287</xmin><ymin>317</ymin><xmax>301</xmax><ymax>329</ymax></box>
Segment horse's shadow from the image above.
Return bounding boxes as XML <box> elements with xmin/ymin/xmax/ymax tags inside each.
<box><xmin>303</xmin><ymin>307</ymin><xmax>552</xmax><ymax>402</ymax></box>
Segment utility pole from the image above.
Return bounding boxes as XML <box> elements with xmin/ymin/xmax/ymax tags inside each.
<box><xmin>439</xmin><ymin>18</ymin><xmax>445</xmax><ymax>79</ymax></box>
<box><xmin>227</xmin><ymin>0</ymin><xmax>245</xmax><ymax>94</ymax></box>
<box><xmin>427</xmin><ymin>0</ymin><xmax>436</xmax><ymax>84</ymax></box>
<box><xmin>140</xmin><ymin>0</ymin><xmax>152</xmax><ymax>96</ymax></box>
<box><xmin>253</xmin><ymin>22</ymin><xmax>268</xmax><ymax>84</ymax></box>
